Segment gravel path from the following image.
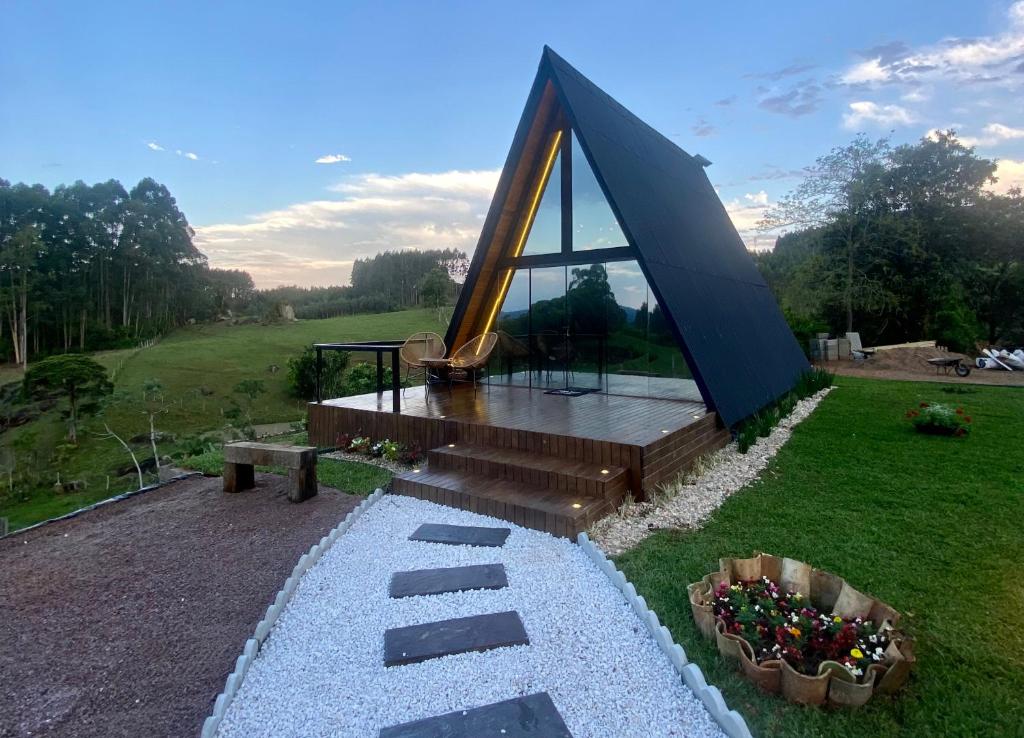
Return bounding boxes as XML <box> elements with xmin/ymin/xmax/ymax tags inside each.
<box><xmin>591</xmin><ymin>387</ymin><xmax>833</xmax><ymax>555</ymax></box>
<box><xmin>217</xmin><ymin>495</ymin><xmax>724</xmax><ymax>738</ymax></box>
<box><xmin>0</xmin><ymin>474</ymin><xmax>360</xmax><ymax>738</ymax></box>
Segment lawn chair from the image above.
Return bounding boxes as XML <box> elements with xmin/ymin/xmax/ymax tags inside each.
<box><xmin>427</xmin><ymin>332</ymin><xmax>498</xmax><ymax>393</ymax></box>
<box><xmin>846</xmin><ymin>332</ymin><xmax>876</xmax><ymax>361</ymax></box>
<box><xmin>399</xmin><ymin>332</ymin><xmax>446</xmax><ymax>394</ymax></box>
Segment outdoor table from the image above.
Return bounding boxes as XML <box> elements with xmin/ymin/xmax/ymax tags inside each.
<box><xmin>314</xmin><ymin>341</ymin><xmax>403</xmax><ymax>412</ymax></box>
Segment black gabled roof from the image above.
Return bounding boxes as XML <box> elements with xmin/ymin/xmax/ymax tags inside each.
<box><xmin>448</xmin><ymin>47</ymin><xmax>809</xmax><ymax>426</ymax></box>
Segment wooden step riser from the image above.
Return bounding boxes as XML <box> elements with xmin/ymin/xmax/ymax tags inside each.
<box><xmin>641</xmin><ymin>427</ymin><xmax>732</xmax><ymax>492</ymax></box>
<box><xmin>391</xmin><ymin>477</ymin><xmax>609</xmax><ymax>539</ymax></box>
<box><xmin>425</xmin><ymin>449</ymin><xmax>627</xmax><ymax>502</ymax></box>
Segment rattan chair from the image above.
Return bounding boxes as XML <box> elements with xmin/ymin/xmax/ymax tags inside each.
<box><xmin>430</xmin><ymin>332</ymin><xmax>498</xmax><ymax>393</ymax></box>
<box><xmin>399</xmin><ymin>331</ymin><xmax>446</xmax><ymax>393</ymax></box>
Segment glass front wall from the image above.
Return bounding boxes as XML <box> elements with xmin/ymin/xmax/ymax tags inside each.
<box><xmin>488</xmin><ymin>261</ymin><xmax>696</xmax><ymax>400</ymax></box>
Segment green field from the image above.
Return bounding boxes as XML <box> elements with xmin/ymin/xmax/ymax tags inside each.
<box><xmin>616</xmin><ymin>377</ymin><xmax>1024</xmax><ymax>737</ymax></box>
<box><xmin>0</xmin><ymin>309</ymin><xmax>439</xmax><ymax>529</ymax></box>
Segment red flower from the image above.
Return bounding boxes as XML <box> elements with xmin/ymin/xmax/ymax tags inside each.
<box><xmin>955</xmin><ymin>407</ymin><xmax>964</xmax><ymax>415</ymax></box>
<box><xmin>964</xmin><ymin>416</ymin><xmax>972</xmax><ymax>423</ymax></box>
<box><xmin>920</xmin><ymin>402</ymin><xmax>929</xmax><ymax>408</ymax></box>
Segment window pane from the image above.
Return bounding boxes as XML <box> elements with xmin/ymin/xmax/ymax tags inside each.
<box><xmin>572</xmin><ymin>133</ymin><xmax>627</xmax><ymax>251</ymax></box>
<box><xmin>520</xmin><ymin>146</ymin><xmax>562</xmax><ymax>256</ymax></box>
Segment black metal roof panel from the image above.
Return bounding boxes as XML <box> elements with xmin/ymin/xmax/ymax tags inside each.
<box><xmin>542</xmin><ymin>48</ymin><xmax>809</xmax><ymax>425</ymax></box>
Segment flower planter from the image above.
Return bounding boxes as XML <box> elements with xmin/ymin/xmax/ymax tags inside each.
<box><xmin>688</xmin><ymin>553</ymin><xmax>915</xmax><ymax>708</ymax></box>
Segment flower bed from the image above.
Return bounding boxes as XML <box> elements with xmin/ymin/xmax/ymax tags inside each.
<box><xmin>906</xmin><ymin>402</ymin><xmax>971</xmax><ymax>436</ymax></box>
<box><xmin>688</xmin><ymin>553</ymin><xmax>915</xmax><ymax>706</ymax></box>
<box><xmin>336</xmin><ymin>432</ymin><xmax>423</xmax><ymax>466</ymax></box>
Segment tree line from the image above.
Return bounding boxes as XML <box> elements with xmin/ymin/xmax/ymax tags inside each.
<box><xmin>0</xmin><ymin>177</ymin><xmax>249</xmax><ymax>367</ymax></box>
<box><xmin>1</xmin><ymin>175</ymin><xmax>470</xmax><ymax>367</ymax></box>
<box><xmin>755</xmin><ymin>132</ymin><xmax>1024</xmax><ymax>352</ymax></box>
<box><xmin>258</xmin><ymin>249</ymin><xmax>466</xmax><ymax>320</ymax></box>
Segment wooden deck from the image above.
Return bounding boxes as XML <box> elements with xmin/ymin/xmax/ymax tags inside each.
<box><xmin>308</xmin><ymin>385</ymin><xmax>731</xmax><ymax>537</ymax></box>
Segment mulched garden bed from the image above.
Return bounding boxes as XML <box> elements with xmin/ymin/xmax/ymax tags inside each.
<box><xmin>0</xmin><ymin>474</ymin><xmax>361</xmax><ymax>738</ymax></box>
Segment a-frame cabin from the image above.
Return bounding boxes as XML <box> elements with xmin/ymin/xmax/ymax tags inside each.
<box><xmin>309</xmin><ymin>48</ymin><xmax>808</xmax><ymax>537</ymax></box>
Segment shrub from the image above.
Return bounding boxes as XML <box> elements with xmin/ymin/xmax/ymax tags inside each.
<box><xmin>343</xmin><ymin>362</ymin><xmax>395</xmax><ymax>396</ymax></box>
<box><xmin>287</xmin><ymin>347</ymin><xmax>350</xmax><ymax>400</ymax></box>
<box><xmin>906</xmin><ymin>402</ymin><xmax>971</xmax><ymax>436</ymax></box>
<box><xmin>733</xmin><ymin>369</ymin><xmax>834</xmax><ymax>453</ymax></box>
<box><xmin>932</xmin><ymin>303</ymin><xmax>982</xmax><ymax>354</ymax></box>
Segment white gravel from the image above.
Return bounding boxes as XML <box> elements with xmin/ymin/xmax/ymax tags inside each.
<box><xmin>216</xmin><ymin>495</ymin><xmax>724</xmax><ymax>738</ymax></box>
<box><xmin>591</xmin><ymin>387</ymin><xmax>834</xmax><ymax>555</ymax></box>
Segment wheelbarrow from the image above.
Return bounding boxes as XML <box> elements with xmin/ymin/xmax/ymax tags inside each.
<box><xmin>927</xmin><ymin>357</ymin><xmax>971</xmax><ymax>377</ymax></box>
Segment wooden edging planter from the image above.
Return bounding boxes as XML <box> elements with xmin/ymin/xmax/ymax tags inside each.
<box><xmin>200</xmin><ymin>488</ymin><xmax>386</xmax><ymax>738</ymax></box>
<box><xmin>688</xmin><ymin>552</ymin><xmax>916</xmax><ymax>708</ymax></box>
<box><xmin>576</xmin><ymin>533</ymin><xmax>753</xmax><ymax>738</ymax></box>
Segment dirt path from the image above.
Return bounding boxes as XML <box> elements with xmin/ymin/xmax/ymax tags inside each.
<box><xmin>0</xmin><ymin>474</ymin><xmax>361</xmax><ymax>738</ymax></box>
<box><xmin>822</xmin><ymin>346</ymin><xmax>1024</xmax><ymax>387</ymax></box>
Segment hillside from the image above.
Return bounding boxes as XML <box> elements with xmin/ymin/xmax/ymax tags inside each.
<box><xmin>0</xmin><ymin>309</ymin><xmax>440</xmax><ymax>530</ymax></box>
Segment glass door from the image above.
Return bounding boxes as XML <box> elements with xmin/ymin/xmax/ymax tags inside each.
<box><xmin>529</xmin><ymin>266</ymin><xmax>568</xmax><ymax>390</ymax></box>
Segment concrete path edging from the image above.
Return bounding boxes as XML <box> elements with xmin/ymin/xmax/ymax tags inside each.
<box><xmin>199</xmin><ymin>488</ymin><xmax>386</xmax><ymax>738</ymax></box>
<box><xmin>577</xmin><ymin>532</ymin><xmax>754</xmax><ymax>738</ymax></box>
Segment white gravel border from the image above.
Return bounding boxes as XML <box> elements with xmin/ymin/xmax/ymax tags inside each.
<box><xmin>211</xmin><ymin>495</ymin><xmax>739</xmax><ymax>738</ymax></box>
<box><xmin>591</xmin><ymin>387</ymin><xmax>834</xmax><ymax>555</ymax></box>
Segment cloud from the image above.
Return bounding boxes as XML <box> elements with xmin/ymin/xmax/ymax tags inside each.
<box><xmin>838</xmin><ymin>2</ymin><xmax>1024</xmax><ymax>87</ymax></box>
<box><xmin>929</xmin><ymin>122</ymin><xmax>1024</xmax><ymax>148</ymax></box>
<box><xmin>715</xmin><ymin>95</ymin><xmax>737</xmax><ymax>106</ymax></box>
<box><xmin>146</xmin><ymin>142</ymin><xmax>164</xmax><ymax>151</ymax></box>
<box><xmin>194</xmin><ymin>168</ymin><xmax>500</xmax><ymax>287</ymax></box>
<box><xmin>330</xmin><ymin>169</ymin><xmax>499</xmax><ymax>198</ymax></box>
<box><xmin>691</xmin><ymin>117</ymin><xmax>716</xmax><ymax>137</ymax></box>
<box><xmin>184</xmin><ymin>152</ymin><xmax>198</xmax><ymax>161</ymax></box>
<box><xmin>315</xmin><ymin>153</ymin><xmax>352</xmax><ymax>164</ymax></box>
<box><xmin>843</xmin><ymin>101</ymin><xmax>916</xmax><ymax>129</ymax></box>
<box><xmin>723</xmin><ymin>192</ymin><xmax>775</xmax><ymax>251</ymax></box>
<box><xmin>989</xmin><ymin>158</ymin><xmax>1024</xmax><ymax>193</ymax></box>
<box><xmin>757</xmin><ymin>80</ymin><xmax>822</xmax><ymax>117</ymax></box>
<box><xmin>745</xmin><ymin>62</ymin><xmax>817</xmax><ymax>81</ymax></box>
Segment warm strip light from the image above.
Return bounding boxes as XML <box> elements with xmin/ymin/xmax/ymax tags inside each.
<box><xmin>480</xmin><ymin>129</ymin><xmax>564</xmax><ymax>338</ymax></box>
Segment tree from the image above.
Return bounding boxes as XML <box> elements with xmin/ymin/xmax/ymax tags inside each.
<box><xmin>416</xmin><ymin>267</ymin><xmax>453</xmax><ymax>309</ymax></box>
<box><xmin>759</xmin><ymin>135</ymin><xmax>896</xmax><ymax>333</ymax></box>
<box><xmin>22</xmin><ymin>355</ymin><xmax>112</xmax><ymax>444</ymax></box>
<box><xmin>756</xmin><ymin>132</ymin><xmax>1018</xmax><ymax>346</ymax></box>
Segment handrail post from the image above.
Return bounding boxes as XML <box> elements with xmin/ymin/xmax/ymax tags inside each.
<box><xmin>315</xmin><ymin>346</ymin><xmax>323</xmax><ymax>403</ymax></box>
<box><xmin>391</xmin><ymin>347</ymin><xmax>401</xmax><ymax>412</ymax></box>
<box><xmin>376</xmin><ymin>350</ymin><xmax>384</xmax><ymax>395</ymax></box>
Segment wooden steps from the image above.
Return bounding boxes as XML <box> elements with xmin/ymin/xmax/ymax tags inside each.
<box><xmin>426</xmin><ymin>442</ymin><xmax>628</xmax><ymax>502</ymax></box>
<box><xmin>392</xmin><ymin>464</ymin><xmax>614</xmax><ymax>539</ymax></box>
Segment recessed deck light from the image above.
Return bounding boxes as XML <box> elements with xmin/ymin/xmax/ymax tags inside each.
<box><xmin>571</xmin><ymin>502</ymin><xmax>582</xmax><ymax>509</ymax></box>
<box><xmin>448</xmin><ymin>443</ymin><xmax>456</xmax><ymax>448</ymax></box>
<box><xmin>412</xmin><ymin>468</ymin><xmax>421</xmax><ymax>473</ymax></box>
<box><xmin>600</xmin><ymin>469</ymin><xmax>609</xmax><ymax>475</ymax></box>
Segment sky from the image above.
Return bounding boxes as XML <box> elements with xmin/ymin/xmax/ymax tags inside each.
<box><xmin>3</xmin><ymin>1</ymin><xmax>1023</xmax><ymax>288</ymax></box>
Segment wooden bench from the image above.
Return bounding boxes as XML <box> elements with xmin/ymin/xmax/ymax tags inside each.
<box><xmin>223</xmin><ymin>442</ymin><xmax>318</xmax><ymax>502</ymax></box>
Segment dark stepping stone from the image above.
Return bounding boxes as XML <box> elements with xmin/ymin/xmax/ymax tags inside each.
<box><xmin>409</xmin><ymin>523</ymin><xmax>510</xmax><ymax>548</ymax></box>
<box><xmin>384</xmin><ymin>611</ymin><xmax>528</xmax><ymax>667</ymax></box>
<box><xmin>379</xmin><ymin>692</ymin><xmax>572</xmax><ymax>738</ymax></box>
<box><xmin>390</xmin><ymin>563</ymin><xmax>508</xmax><ymax>599</ymax></box>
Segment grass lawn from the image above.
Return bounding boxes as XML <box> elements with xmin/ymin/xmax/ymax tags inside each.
<box><xmin>1</xmin><ymin>309</ymin><xmax>435</xmax><ymax>530</ymax></box>
<box><xmin>615</xmin><ymin>376</ymin><xmax>1024</xmax><ymax>737</ymax></box>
